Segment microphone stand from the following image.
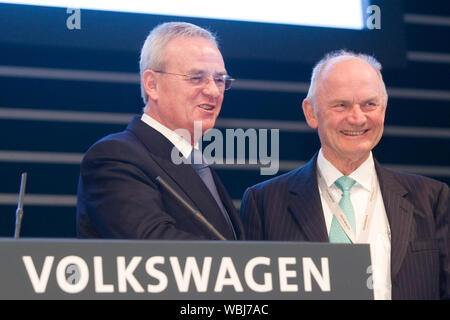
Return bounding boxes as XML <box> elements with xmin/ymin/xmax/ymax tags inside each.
<box><xmin>156</xmin><ymin>176</ymin><xmax>226</xmax><ymax>240</ymax></box>
<box><xmin>14</xmin><ymin>172</ymin><xmax>27</xmax><ymax>239</ymax></box>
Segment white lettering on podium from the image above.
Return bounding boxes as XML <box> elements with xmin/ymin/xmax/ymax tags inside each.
<box><xmin>145</xmin><ymin>256</ymin><xmax>168</xmax><ymax>293</ymax></box>
<box><xmin>21</xmin><ymin>254</ymin><xmax>333</xmax><ymax>295</ymax></box>
<box><xmin>244</xmin><ymin>257</ymin><xmax>272</xmax><ymax>292</ymax></box>
<box><xmin>214</xmin><ymin>257</ymin><xmax>243</xmax><ymax>292</ymax></box>
<box><xmin>302</xmin><ymin>257</ymin><xmax>331</xmax><ymax>292</ymax></box>
<box><xmin>94</xmin><ymin>256</ymin><xmax>114</xmax><ymax>293</ymax></box>
<box><xmin>278</xmin><ymin>257</ymin><xmax>298</xmax><ymax>292</ymax></box>
<box><xmin>22</xmin><ymin>256</ymin><xmax>54</xmax><ymax>293</ymax></box>
<box><xmin>170</xmin><ymin>256</ymin><xmax>212</xmax><ymax>292</ymax></box>
<box><xmin>117</xmin><ymin>256</ymin><xmax>144</xmax><ymax>293</ymax></box>
<box><xmin>56</xmin><ymin>256</ymin><xmax>89</xmax><ymax>294</ymax></box>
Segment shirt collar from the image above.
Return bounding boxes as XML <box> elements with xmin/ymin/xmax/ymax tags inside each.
<box><xmin>141</xmin><ymin>113</ymin><xmax>195</xmax><ymax>159</ymax></box>
<box><xmin>350</xmin><ymin>152</ymin><xmax>375</xmax><ymax>192</ymax></box>
<box><xmin>317</xmin><ymin>149</ymin><xmax>375</xmax><ymax>192</ymax></box>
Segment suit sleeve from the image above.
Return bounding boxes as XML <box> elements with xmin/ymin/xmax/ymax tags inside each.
<box><xmin>239</xmin><ymin>187</ymin><xmax>264</xmax><ymax>240</ymax></box>
<box><xmin>76</xmin><ymin>139</ymin><xmax>209</xmax><ymax>240</ymax></box>
<box><xmin>436</xmin><ymin>182</ymin><xmax>450</xmax><ymax>299</ymax></box>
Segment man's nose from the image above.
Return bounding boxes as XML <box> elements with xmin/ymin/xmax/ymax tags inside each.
<box><xmin>201</xmin><ymin>77</ymin><xmax>222</xmax><ymax>98</ymax></box>
<box><xmin>347</xmin><ymin>104</ymin><xmax>366</xmax><ymax>125</ymax></box>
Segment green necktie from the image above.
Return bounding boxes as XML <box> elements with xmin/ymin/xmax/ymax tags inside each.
<box><xmin>329</xmin><ymin>176</ymin><xmax>356</xmax><ymax>243</ymax></box>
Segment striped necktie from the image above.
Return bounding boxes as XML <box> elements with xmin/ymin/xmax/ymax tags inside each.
<box><xmin>190</xmin><ymin>149</ymin><xmax>236</xmax><ymax>239</ymax></box>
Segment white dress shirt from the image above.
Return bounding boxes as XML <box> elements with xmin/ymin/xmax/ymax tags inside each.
<box><xmin>141</xmin><ymin>113</ymin><xmax>195</xmax><ymax>159</ymax></box>
<box><xmin>317</xmin><ymin>149</ymin><xmax>392</xmax><ymax>300</ymax></box>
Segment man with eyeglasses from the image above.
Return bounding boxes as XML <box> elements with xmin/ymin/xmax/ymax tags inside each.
<box><xmin>76</xmin><ymin>22</ymin><xmax>244</xmax><ymax>240</ymax></box>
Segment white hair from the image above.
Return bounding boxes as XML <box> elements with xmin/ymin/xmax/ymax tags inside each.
<box><xmin>139</xmin><ymin>22</ymin><xmax>218</xmax><ymax>105</ymax></box>
<box><xmin>306</xmin><ymin>49</ymin><xmax>388</xmax><ymax>112</ymax></box>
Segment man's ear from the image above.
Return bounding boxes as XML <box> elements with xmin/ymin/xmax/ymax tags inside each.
<box><xmin>302</xmin><ymin>98</ymin><xmax>319</xmax><ymax>129</ymax></box>
<box><xmin>142</xmin><ymin>69</ymin><xmax>159</xmax><ymax>101</ymax></box>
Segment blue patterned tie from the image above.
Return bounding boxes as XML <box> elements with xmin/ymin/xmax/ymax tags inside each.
<box><xmin>190</xmin><ymin>149</ymin><xmax>236</xmax><ymax>239</ymax></box>
<box><xmin>329</xmin><ymin>176</ymin><xmax>356</xmax><ymax>243</ymax></box>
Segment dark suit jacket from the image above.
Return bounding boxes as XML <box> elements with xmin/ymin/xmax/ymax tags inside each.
<box><xmin>77</xmin><ymin>116</ymin><xmax>244</xmax><ymax>240</ymax></box>
<box><xmin>240</xmin><ymin>154</ymin><xmax>449</xmax><ymax>300</ymax></box>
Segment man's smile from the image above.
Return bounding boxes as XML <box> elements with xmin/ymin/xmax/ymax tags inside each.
<box><xmin>340</xmin><ymin>129</ymin><xmax>369</xmax><ymax>136</ymax></box>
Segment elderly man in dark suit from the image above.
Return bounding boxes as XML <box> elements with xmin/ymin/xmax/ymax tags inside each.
<box><xmin>240</xmin><ymin>50</ymin><xmax>449</xmax><ymax>300</ymax></box>
<box><xmin>76</xmin><ymin>22</ymin><xmax>244</xmax><ymax>240</ymax></box>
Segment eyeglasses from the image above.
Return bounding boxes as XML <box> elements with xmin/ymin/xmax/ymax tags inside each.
<box><xmin>153</xmin><ymin>70</ymin><xmax>235</xmax><ymax>90</ymax></box>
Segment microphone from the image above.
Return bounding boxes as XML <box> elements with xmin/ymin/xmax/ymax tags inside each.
<box><xmin>14</xmin><ymin>172</ymin><xmax>27</xmax><ymax>239</ymax></box>
<box><xmin>155</xmin><ymin>176</ymin><xmax>226</xmax><ymax>240</ymax></box>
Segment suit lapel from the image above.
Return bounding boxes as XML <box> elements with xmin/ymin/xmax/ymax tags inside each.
<box><xmin>375</xmin><ymin>161</ymin><xmax>414</xmax><ymax>280</ymax></box>
<box><xmin>126</xmin><ymin>116</ymin><xmax>236</xmax><ymax>239</ymax></box>
<box><xmin>157</xmin><ymin>159</ymin><xmax>237</xmax><ymax>240</ymax></box>
<box><xmin>284</xmin><ymin>153</ymin><xmax>414</xmax><ymax>279</ymax></box>
<box><xmin>288</xmin><ymin>155</ymin><xmax>329</xmax><ymax>242</ymax></box>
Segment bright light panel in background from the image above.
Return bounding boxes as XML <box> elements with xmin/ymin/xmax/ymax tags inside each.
<box><xmin>0</xmin><ymin>0</ymin><xmax>365</xmax><ymax>30</ymax></box>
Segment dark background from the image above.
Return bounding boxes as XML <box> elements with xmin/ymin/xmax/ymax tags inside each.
<box><xmin>0</xmin><ymin>1</ymin><xmax>449</xmax><ymax>238</ymax></box>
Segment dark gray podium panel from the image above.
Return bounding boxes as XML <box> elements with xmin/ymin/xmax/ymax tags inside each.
<box><xmin>0</xmin><ymin>239</ymin><xmax>373</xmax><ymax>300</ymax></box>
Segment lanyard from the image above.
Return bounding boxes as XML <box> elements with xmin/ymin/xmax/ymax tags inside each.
<box><xmin>317</xmin><ymin>169</ymin><xmax>378</xmax><ymax>244</ymax></box>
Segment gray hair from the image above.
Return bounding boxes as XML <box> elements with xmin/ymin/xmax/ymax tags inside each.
<box><xmin>306</xmin><ymin>49</ymin><xmax>388</xmax><ymax>112</ymax></box>
<box><xmin>139</xmin><ymin>22</ymin><xmax>219</xmax><ymax>104</ymax></box>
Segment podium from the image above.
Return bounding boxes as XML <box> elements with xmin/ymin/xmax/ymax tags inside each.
<box><xmin>0</xmin><ymin>239</ymin><xmax>373</xmax><ymax>300</ymax></box>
